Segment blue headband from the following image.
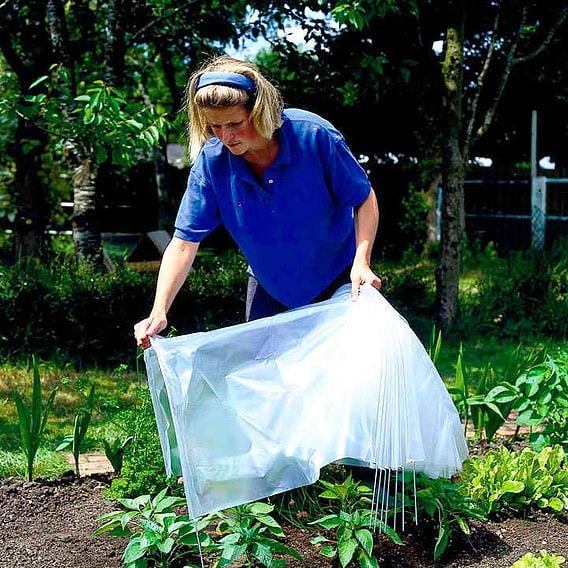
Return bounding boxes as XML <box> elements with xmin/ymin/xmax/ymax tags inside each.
<box><xmin>196</xmin><ymin>72</ymin><xmax>256</xmax><ymax>93</ymax></box>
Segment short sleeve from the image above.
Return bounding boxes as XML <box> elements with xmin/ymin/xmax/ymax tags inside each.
<box><xmin>174</xmin><ymin>170</ymin><xmax>221</xmax><ymax>242</ymax></box>
<box><xmin>320</xmin><ymin>130</ymin><xmax>371</xmax><ymax>208</ymax></box>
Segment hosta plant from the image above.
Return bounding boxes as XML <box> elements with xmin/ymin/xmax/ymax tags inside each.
<box><xmin>95</xmin><ymin>487</ymin><xmax>214</xmax><ymax>567</ymax></box>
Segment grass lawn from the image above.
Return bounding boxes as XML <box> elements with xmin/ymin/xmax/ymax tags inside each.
<box><xmin>0</xmin><ymin>358</ymin><xmax>142</xmax><ymax>453</ymax></box>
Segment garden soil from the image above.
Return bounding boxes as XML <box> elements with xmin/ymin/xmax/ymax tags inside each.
<box><xmin>1</xmin><ymin>473</ymin><xmax>567</xmax><ymax>568</ymax></box>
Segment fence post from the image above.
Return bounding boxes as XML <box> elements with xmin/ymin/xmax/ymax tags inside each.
<box><xmin>531</xmin><ymin>176</ymin><xmax>547</xmax><ymax>250</ymax></box>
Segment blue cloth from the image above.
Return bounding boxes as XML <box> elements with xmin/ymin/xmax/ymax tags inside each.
<box><xmin>196</xmin><ymin>72</ymin><xmax>256</xmax><ymax>93</ymax></box>
<box><xmin>174</xmin><ymin>109</ymin><xmax>371</xmax><ymax>308</ymax></box>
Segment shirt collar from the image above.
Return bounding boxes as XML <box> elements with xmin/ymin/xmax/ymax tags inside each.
<box><xmin>229</xmin><ymin>115</ymin><xmax>292</xmax><ymax>182</ymax></box>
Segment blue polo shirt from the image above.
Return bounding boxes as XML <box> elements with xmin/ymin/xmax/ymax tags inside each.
<box><xmin>174</xmin><ymin>108</ymin><xmax>372</xmax><ymax>308</ymax></box>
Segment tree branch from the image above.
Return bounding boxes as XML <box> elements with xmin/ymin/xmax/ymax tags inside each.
<box><xmin>126</xmin><ymin>3</ymin><xmax>195</xmax><ymax>48</ymax></box>
<box><xmin>514</xmin><ymin>6</ymin><xmax>568</xmax><ymax>65</ymax></box>
<box><xmin>464</xmin><ymin>1</ymin><xmax>501</xmax><ymax>159</ymax></box>
<box><xmin>473</xmin><ymin>6</ymin><xmax>526</xmax><ymax>145</ymax></box>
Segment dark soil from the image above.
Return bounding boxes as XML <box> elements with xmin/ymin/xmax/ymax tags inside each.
<box><xmin>1</xmin><ymin>473</ymin><xmax>567</xmax><ymax>568</ymax></box>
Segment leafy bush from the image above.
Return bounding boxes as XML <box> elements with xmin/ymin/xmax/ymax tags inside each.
<box><xmin>460</xmin><ymin>446</ymin><xmax>568</xmax><ymax>516</ymax></box>
<box><xmin>461</xmin><ymin>240</ymin><xmax>568</xmax><ymax>338</ymax></box>
<box><xmin>510</xmin><ymin>550</ymin><xmax>566</xmax><ymax>568</ymax></box>
<box><xmin>0</xmin><ymin>249</ymin><xmax>246</xmax><ymax>366</ymax></box>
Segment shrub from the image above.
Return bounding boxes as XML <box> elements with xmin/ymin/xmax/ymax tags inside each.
<box><xmin>460</xmin><ymin>446</ymin><xmax>568</xmax><ymax>516</ymax></box>
<box><xmin>0</xmin><ymin>249</ymin><xmax>247</xmax><ymax>366</ymax></box>
<box><xmin>485</xmin><ymin>348</ymin><xmax>568</xmax><ymax>451</ymax></box>
<box><xmin>460</xmin><ymin>240</ymin><xmax>568</xmax><ymax>339</ymax></box>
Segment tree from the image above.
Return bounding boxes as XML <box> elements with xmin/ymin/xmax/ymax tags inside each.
<box><xmin>317</xmin><ymin>0</ymin><xmax>568</xmax><ymax>326</ymax></box>
<box><xmin>0</xmin><ymin>1</ymin><xmax>54</xmax><ymax>260</ymax></box>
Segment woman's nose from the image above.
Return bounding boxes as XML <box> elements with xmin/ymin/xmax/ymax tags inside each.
<box><xmin>221</xmin><ymin>127</ymin><xmax>235</xmax><ymax>143</ymax></box>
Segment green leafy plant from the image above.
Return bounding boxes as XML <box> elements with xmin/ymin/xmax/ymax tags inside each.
<box><xmin>213</xmin><ymin>502</ymin><xmax>301</xmax><ymax>567</ymax></box>
<box><xmin>447</xmin><ymin>343</ymin><xmax>546</xmax><ymax>442</ymax></box>
<box><xmin>56</xmin><ymin>384</ymin><xmax>95</xmax><ymax>477</ymax></box>
<box><xmin>107</xmin><ymin>387</ymin><xmax>178</xmax><ymax>499</ymax></box>
<box><xmin>460</xmin><ymin>446</ymin><xmax>568</xmax><ymax>516</ymax></box>
<box><xmin>12</xmin><ymin>356</ymin><xmax>58</xmax><ymax>481</ymax></box>
<box><xmin>485</xmin><ymin>349</ymin><xmax>568</xmax><ymax>449</ymax></box>
<box><xmin>310</xmin><ymin>475</ymin><xmax>402</xmax><ymax>567</ymax></box>
<box><xmin>103</xmin><ymin>435</ymin><xmax>133</xmax><ymax>475</ymax></box>
<box><xmin>310</xmin><ymin>508</ymin><xmax>401</xmax><ymax>568</ymax></box>
<box><xmin>318</xmin><ymin>474</ymin><xmax>373</xmax><ymax>513</ymax></box>
<box><xmin>414</xmin><ymin>475</ymin><xmax>485</xmax><ymax>560</ymax></box>
<box><xmin>510</xmin><ymin>550</ymin><xmax>566</xmax><ymax>568</ymax></box>
<box><xmin>95</xmin><ymin>487</ymin><xmax>213</xmax><ymax>568</ymax></box>
<box><xmin>427</xmin><ymin>325</ymin><xmax>442</xmax><ymax>367</ymax></box>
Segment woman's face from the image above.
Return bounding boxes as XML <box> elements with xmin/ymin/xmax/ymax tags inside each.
<box><xmin>202</xmin><ymin>105</ymin><xmax>265</xmax><ymax>156</ymax></box>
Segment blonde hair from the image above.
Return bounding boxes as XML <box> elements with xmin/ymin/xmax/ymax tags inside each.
<box><xmin>185</xmin><ymin>56</ymin><xmax>283</xmax><ymax>163</ymax></box>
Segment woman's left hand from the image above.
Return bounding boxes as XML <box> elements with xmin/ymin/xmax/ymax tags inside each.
<box><xmin>350</xmin><ymin>262</ymin><xmax>382</xmax><ymax>301</ymax></box>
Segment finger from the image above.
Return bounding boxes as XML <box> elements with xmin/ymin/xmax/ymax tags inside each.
<box><xmin>351</xmin><ymin>278</ymin><xmax>360</xmax><ymax>302</ymax></box>
<box><xmin>147</xmin><ymin>319</ymin><xmax>166</xmax><ymax>337</ymax></box>
<box><xmin>372</xmin><ymin>276</ymin><xmax>382</xmax><ymax>290</ymax></box>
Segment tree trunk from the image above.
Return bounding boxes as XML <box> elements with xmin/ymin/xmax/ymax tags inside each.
<box><xmin>104</xmin><ymin>0</ymin><xmax>130</xmax><ymax>87</ymax></box>
<box><xmin>72</xmin><ymin>158</ymin><xmax>104</xmax><ymax>268</ymax></box>
<box><xmin>436</xmin><ymin>0</ymin><xmax>465</xmax><ymax>328</ymax></box>
<box><xmin>12</xmin><ymin>118</ymin><xmax>49</xmax><ymax>261</ymax></box>
<box><xmin>423</xmin><ymin>173</ymin><xmax>442</xmax><ymax>255</ymax></box>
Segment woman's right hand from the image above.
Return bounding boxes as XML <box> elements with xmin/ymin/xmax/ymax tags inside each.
<box><xmin>134</xmin><ymin>313</ymin><xmax>167</xmax><ymax>350</ymax></box>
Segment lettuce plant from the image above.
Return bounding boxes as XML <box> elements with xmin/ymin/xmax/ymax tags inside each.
<box><xmin>460</xmin><ymin>446</ymin><xmax>568</xmax><ymax>516</ymax></box>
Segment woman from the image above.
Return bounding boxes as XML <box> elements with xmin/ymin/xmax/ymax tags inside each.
<box><xmin>134</xmin><ymin>56</ymin><xmax>381</xmax><ymax>348</ymax></box>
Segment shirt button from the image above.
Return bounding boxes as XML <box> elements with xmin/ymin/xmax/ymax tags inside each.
<box><xmin>268</xmin><ymin>179</ymin><xmax>274</xmax><ymax>184</ymax></box>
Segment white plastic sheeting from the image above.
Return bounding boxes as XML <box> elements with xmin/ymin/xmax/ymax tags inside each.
<box><xmin>145</xmin><ymin>284</ymin><xmax>468</xmax><ymax>518</ymax></box>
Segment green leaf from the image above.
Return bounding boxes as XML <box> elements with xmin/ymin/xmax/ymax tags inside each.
<box><xmin>122</xmin><ymin>537</ymin><xmax>146</xmax><ymax>564</ymax></box>
<box><xmin>29</xmin><ymin>75</ymin><xmax>49</xmax><ymax>89</ymax></box>
<box><xmin>354</xmin><ymin>529</ymin><xmax>373</xmax><ymax>555</ymax></box>
<box><xmin>501</xmin><ymin>480</ymin><xmax>525</xmax><ymax>494</ymax></box>
<box><xmin>319</xmin><ymin>545</ymin><xmax>337</xmax><ymax>558</ymax></box>
<box><xmin>338</xmin><ymin>536</ymin><xmax>357</xmax><ymax>567</ymax></box>
<box><xmin>310</xmin><ymin>514</ymin><xmax>342</xmax><ymax>529</ymax></box>
<box><xmin>55</xmin><ymin>436</ymin><xmax>73</xmax><ymax>451</ymax></box>
<box><xmin>433</xmin><ymin>525</ymin><xmax>449</xmax><ymax>560</ymax></box>
<box><xmin>74</xmin><ymin>95</ymin><xmax>91</xmax><ymax>102</ymax></box>
<box><xmin>547</xmin><ymin>497</ymin><xmax>564</xmax><ymax>513</ymax></box>
<box><xmin>156</xmin><ymin>537</ymin><xmax>174</xmax><ymax>554</ymax></box>
<box><xmin>253</xmin><ymin>542</ymin><xmax>272</xmax><ymax>565</ymax></box>
<box><xmin>358</xmin><ymin>549</ymin><xmax>379</xmax><ymax>568</ymax></box>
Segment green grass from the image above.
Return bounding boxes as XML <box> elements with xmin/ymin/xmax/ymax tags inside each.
<box><xmin>435</xmin><ymin>335</ymin><xmax>565</xmax><ymax>386</ymax></box>
<box><xmin>0</xmin><ymin>359</ymin><xmax>141</xmax><ymax>453</ymax></box>
<box><xmin>0</xmin><ymin>447</ymin><xmax>69</xmax><ymax>480</ymax></box>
